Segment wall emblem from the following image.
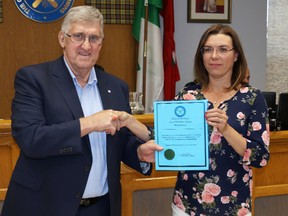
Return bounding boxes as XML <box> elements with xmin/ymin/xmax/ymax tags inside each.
<box><xmin>14</xmin><ymin>0</ymin><xmax>74</xmax><ymax>23</ymax></box>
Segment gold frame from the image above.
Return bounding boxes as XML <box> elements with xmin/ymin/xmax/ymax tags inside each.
<box><xmin>187</xmin><ymin>0</ymin><xmax>232</xmax><ymax>23</ymax></box>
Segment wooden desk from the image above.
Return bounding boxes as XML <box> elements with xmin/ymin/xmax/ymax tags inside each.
<box><xmin>0</xmin><ymin>120</ymin><xmax>19</xmax><ymax>200</ymax></box>
<box><xmin>1</xmin><ymin>115</ymin><xmax>288</xmax><ymax>215</ymax></box>
<box><xmin>252</xmin><ymin>130</ymin><xmax>288</xmax><ymax>197</ymax></box>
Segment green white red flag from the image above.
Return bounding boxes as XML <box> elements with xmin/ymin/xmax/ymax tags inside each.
<box><xmin>132</xmin><ymin>0</ymin><xmax>164</xmax><ymax>113</ymax></box>
<box><xmin>161</xmin><ymin>0</ymin><xmax>180</xmax><ymax>100</ymax></box>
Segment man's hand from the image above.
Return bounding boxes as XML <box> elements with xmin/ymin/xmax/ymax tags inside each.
<box><xmin>137</xmin><ymin>140</ymin><xmax>164</xmax><ymax>162</ymax></box>
<box><xmin>80</xmin><ymin>109</ymin><xmax>119</xmax><ymax>137</ymax></box>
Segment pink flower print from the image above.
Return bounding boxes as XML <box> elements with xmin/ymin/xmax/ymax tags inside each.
<box><xmin>201</xmin><ymin>190</ymin><xmax>215</xmax><ymax>204</ymax></box>
<box><xmin>227</xmin><ymin>169</ymin><xmax>235</xmax><ymax>178</ymax></box>
<box><xmin>231</xmin><ymin>191</ymin><xmax>238</xmax><ymax>197</ymax></box>
<box><xmin>241</xmin><ymin>202</ymin><xmax>250</xmax><ymax>208</ymax></box>
<box><xmin>210</xmin><ymin>129</ymin><xmax>222</xmax><ymax>144</ymax></box>
<box><xmin>240</xmin><ymin>87</ymin><xmax>249</xmax><ymax>93</ymax></box>
<box><xmin>183</xmin><ymin>173</ymin><xmax>188</xmax><ymax>180</ymax></box>
<box><xmin>252</xmin><ymin>122</ymin><xmax>262</xmax><ymax>131</ymax></box>
<box><xmin>183</xmin><ymin>93</ymin><xmax>196</xmax><ymax>100</ymax></box>
<box><xmin>204</xmin><ymin>183</ymin><xmax>221</xmax><ymax>196</ymax></box>
<box><xmin>266</xmin><ymin>123</ymin><xmax>270</xmax><ymax>133</ymax></box>
<box><xmin>237</xmin><ymin>112</ymin><xmax>246</xmax><ymax>126</ymax></box>
<box><xmin>242</xmin><ymin>174</ymin><xmax>249</xmax><ymax>183</ymax></box>
<box><xmin>260</xmin><ymin>159</ymin><xmax>267</xmax><ymax>166</ymax></box>
<box><xmin>221</xmin><ymin>196</ymin><xmax>230</xmax><ymax>204</ymax></box>
<box><xmin>210</xmin><ymin>158</ymin><xmax>217</xmax><ymax>170</ymax></box>
<box><xmin>249</xmin><ymin>180</ymin><xmax>253</xmax><ymax>196</ymax></box>
<box><xmin>247</xmin><ymin>130</ymin><xmax>251</xmax><ymax>136</ymax></box>
<box><xmin>196</xmin><ymin>192</ymin><xmax>203</xmax><ymax>204</ymax></box>
<box><xmin>237</xmin><ymin>207</ymin><xmax>250</xmax><ymax>216</ymax></box>
<box><xmin>261</xmin><ymin>130</ymin><xmax>270</xmax><ymax>146</ymax></box>
<box><xmin>198</xmin><ymin>172</ymin><xmax>205</xmax><ymax>178</ymax></box>
<box><xmin>173</xmin><ymin>193</ymin><xmax>186</xmax><ymax>212</ymax></box>
<box><xmin>243</xmin><ymin>149</ymin><xmax>251</xmax><ymax>163</ymax></box>
<box><xmin>243</xmin><ymin>165</ymin><xmax>250</xmax><ymax>172</ymax></box>
<box><xmin>187</xmin><ymin>90</ymin><xmax>198</xmax><ymax>95</ymax></box>
<box><xmin>237</xmin><ymin>112</ymin><xmax>245</xmax><ymax>120</ymax></box>
<box><xmin>249</xmin><ymin>169</ymin><xmax>253</xmax><ymax>177</ymax></box>
<box><xmin>191</xmin><ymin>212</ymin><xmax>196</xmax><ymax>216</ymax></box>
<box><xmin>175</xmin><ymin>190</ymin><xmax>183</xmax><ymax>198</ymax></box>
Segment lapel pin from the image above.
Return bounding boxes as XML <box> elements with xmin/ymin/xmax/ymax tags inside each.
<box><xmin>108</xmin><ymin>90</ymin><xmax>111</xmax><ymax>93</ymax></box>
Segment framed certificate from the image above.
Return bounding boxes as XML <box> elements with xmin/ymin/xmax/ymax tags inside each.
<box><xmin>154</xmin><ymin>100</ymin><xmax>209</xmax><ymax>171</ymax></box>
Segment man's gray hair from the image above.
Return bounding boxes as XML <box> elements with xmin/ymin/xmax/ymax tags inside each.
<box><xmin>61</xmin><ymin>5</ymin><xmax>104</xmax><ymax>37</ymax></box>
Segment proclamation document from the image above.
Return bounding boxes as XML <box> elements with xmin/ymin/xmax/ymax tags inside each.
<box><xmin>154</xmin><ymin>100</ymin><xmax>209</xmax><ymax>171</ymax></box>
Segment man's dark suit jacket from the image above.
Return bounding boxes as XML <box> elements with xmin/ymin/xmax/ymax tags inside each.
<box><xmin>1</xmin><ymin>57</ymin><xmax>150</xmax><ymax>216</ymax></box>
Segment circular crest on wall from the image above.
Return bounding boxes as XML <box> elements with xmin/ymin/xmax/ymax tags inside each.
<box><xmin>14</xmin><ymin>0</ymin><xmax>75</xmax><ymax>23</ymax></box>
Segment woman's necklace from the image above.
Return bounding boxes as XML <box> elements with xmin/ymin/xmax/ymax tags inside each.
<box><xmin>212</xmin><ymin>100</ymin><xmax>222</xmax><ymax>108</ymax></box>
<box><xmin>203</xmin><ymin>90</ymin><xmax>236</xmax><ymax>107</ymax></box>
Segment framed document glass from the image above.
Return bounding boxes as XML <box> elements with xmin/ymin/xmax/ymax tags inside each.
<box><xmin>187</xmin><ymin>0</ymin><xmax>232</xmax><ymax>23</ymax></box>
<box><xmin>154</xmin><ymin>100</ymin><xmax>209</xmax><ymax>171</ymax></box>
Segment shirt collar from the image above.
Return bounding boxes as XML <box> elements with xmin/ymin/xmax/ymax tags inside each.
<box><xmin>63</xmin><ymin>56</ymin><xmax>98</xmax><ymax>86</ymax></box>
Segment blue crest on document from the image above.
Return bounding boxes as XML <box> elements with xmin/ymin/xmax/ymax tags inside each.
<box><xmin>14</xmin><ymin>0</ymin><xmax>74</xmax><ymax>23</ymax></box>
<box><xmin>174</xmin><ymin>106</ymin><xmax>186</xmax><ymax>118</ymax></box>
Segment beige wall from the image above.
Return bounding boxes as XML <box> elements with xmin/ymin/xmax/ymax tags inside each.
<box><xmin>266</xmin><ymin>0</ymin><xmax>288</xmax><ymax>97</ymax></box>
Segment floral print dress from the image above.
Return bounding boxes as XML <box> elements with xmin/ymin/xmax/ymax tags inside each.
<box><xmin>172</xmin><ymin>82</ymin><xmax>270</xmax><ymax>216</ymax></box>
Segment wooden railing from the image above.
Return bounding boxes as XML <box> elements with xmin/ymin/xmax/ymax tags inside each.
<box><xmin>1</xmin><ymin>115</ymin><xmax>288</xmax><ymax>215</ymax></box>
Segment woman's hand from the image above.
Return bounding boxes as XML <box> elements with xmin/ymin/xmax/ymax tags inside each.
<box><xmin>112</xmin><ymin>111</ymin><xmax>151</xmax><ymax>141</ymax></box>
<box><xmin>205</xmin><ymin>107</ymin><xmax>229</xmax><ymax>133</ymax></box>
<box><xmin>205</xmin><ymin>107</ymin><xmax>247</xmax><ymax>156</ymax></box>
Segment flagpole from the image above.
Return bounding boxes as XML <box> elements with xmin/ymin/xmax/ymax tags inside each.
<box><xmin>142</xmin><ymin>0</ymin><xmax>149</xmax><ymax>111</ymax></box>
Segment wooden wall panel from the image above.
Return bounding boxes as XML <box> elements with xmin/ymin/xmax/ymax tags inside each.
<box><xmin>0</xmin><ymin>1</ymin><xmax>136</xmax><ymax>119</ymax></box>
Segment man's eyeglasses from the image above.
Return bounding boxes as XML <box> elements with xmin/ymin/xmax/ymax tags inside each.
<box><xmin>201</xmin><ymin>46</ymin><xmax>235</xmax><ymax>56</ymax></box>
<box><xmin>64</xmin><ymin>32</ymin><xmax>104</xmax><ymax>45</ymax></box>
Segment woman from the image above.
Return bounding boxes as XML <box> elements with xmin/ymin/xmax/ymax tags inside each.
<box><xmin>172</xmin><ymin>24</ymin><xmax>270</xmax><ymax>216</ymax></box>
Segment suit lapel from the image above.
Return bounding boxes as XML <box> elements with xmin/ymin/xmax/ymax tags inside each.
<box><xmin>50</xmin><ymin>57</ymin><xmax>84</xmax><ymax>120</ymax></box>
<box><xmin>96</xmin><ymin>69</ymin><xmax>114</xmax><ymax>110</ymax></box>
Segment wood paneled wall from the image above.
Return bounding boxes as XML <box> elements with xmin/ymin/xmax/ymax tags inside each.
<box><xmin>0</xmin><ymin>1</ymin><xmax>136</xmax><ymax>119</ymax></box>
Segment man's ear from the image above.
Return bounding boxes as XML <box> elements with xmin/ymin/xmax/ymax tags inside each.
<box><xmin>58</xmin><ymin>31</ymin><xmax>65</xmax><ymax>48</ymax></box>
